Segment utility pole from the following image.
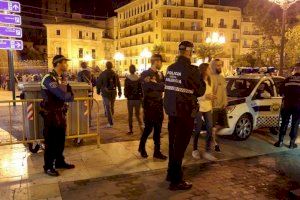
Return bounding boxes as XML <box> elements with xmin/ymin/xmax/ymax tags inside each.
<box><xmin>8</xmin><ymin>50</ymin><xmax>16</xmax><ymax>106</ymax></box>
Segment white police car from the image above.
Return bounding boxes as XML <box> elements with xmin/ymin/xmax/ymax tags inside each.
<box><xmin>219</xmin><ymin>69</ymin><xmax>285</xmax><ymax>140</ymax></box>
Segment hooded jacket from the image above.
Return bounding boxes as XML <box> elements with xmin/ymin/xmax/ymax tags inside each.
<box><xmin>124</xmin><ymin>74</ymin><xmax>142</xmax><ymax>100</ymax></box>
<box><xmin>210</xmin><ymin>61</ymin><xmax>228</xmax><ymax>109</ymax></box>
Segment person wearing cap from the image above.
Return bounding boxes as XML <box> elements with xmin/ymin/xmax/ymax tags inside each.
<box><xmin>164</xmin><ymin>41</ymin><xmax>206</xmax><ymax>190</ymax></box>
<box><xmin>40</xmin><ymin>55</ymin><xmax>75</xmax><ymax>177</ymax></box>
<box><xmin>138</xmin><ymin>54</ymin><xmax>167</xmax><ymax>160</ymax></box>
<box><xmin>274</xmin><ymin>63</ymin><xmax>300</xmax><ymax>149</ymax></box>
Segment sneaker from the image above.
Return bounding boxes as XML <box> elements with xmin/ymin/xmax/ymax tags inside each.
<box><xmin>44</xmin><ymin>168</ymin><xmax>59</xmax><ymax>177</ymax></box>
<box><xmin>274</xmin><ymin>141</ymin><xmax>284</xmax><ymax>147</ymax></box>
<box><xmin>153</xmin><ymin>152</ymin><xmax>167</xmax><ymax>160</ymax></box>
<box><xmin>55</xmin><ymin>163</ymin><xmax>75</xmax><ymax>169</ymax></box>
<box><xmin>202</xmin><ymin>152</ymin><xmax>217</xmax><ymax>161</ymax></box>
<box><xmin>192</xmin><ymin>150</ymin><xmax>201</xmax><ymax>159</ymax></box>
<box><xmin>105</xmin><ymin>124</ymin><xmax>113</xmax><ymax>128</ymax></box>
<box><xmin>169</xmin><ymin>181</ymin><xmax>193</xmax><ymax>191</ymax></box>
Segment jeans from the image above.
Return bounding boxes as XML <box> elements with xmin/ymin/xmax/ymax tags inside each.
<box><xmin>193</xmin><ymin>111</ymin><xmax>213</xmax><ymax>151</ymax></box>
<box><xmin>127</xmin><ymin>100</ymin><xmax>142</xmax><ymax>131</ymax></box>
<box><xmin>102</xmin><ymin>95</ymin><xmax>116</xmax><ymax>125</ymax></box>
<box><xmin>279</xmin><ymin>106</ymin><xmax>300</xmax><ymax>142</ymax></box>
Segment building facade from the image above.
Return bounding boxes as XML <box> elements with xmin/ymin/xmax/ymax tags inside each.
<box><xmin>45</xmin><ymin>17</ymin><xmax>115</xmax><ymax>72</ymax></box>
<box><xmin>42</xmin><ymin>0</ymin><xmax>71</xmax><ymax>16</ymax></box>
<box><xmin>115</xmin><ymin>0</ymin><xmax>264</xmax><ymax>72</ymax></box>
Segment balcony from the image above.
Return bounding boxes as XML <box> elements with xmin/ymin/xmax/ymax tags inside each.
<box><xmin>205</xmin><ymin>23</ymin><xmax>213</xmax><ymax>27</ymax></box>
<box><xmin>232</xmin><ymin>25</ymin><xmax>240</xmax><ymax>29</ymax></box>
<box><xmin>120</xmin><ymin>28</ymin><xmax>153</xmax><ymax>39</ymax></box>
<box><xmin>243</xmin><ymin>31</ymin><xmax>261</xmax><ymax>35</ymax></box>
<box><xmin>163</xmin><ymin>14</ymin><xmax>203</xmax><ymax>20</ymax></box>
<box><xmin>231</xmin><ymin>39</ymin><xmax>240</xmax><ymax>43</ymax></box>
<box><xmin>163</xmin><ymin>26</ymin><xmax>202</xmax><ymax>31</ymax></box>
<box><xmin>120</xmin><ymin>16</ymin><xmax>153</xmax><ymax>29</ymax></box>
<box><xmin>163</xmin><ymin>0</ymin><xmax>202</xmax><ymax>8</ymax></box>
<box><xmin>163</xmin><ymin>38</ymin><xmax>180</xmax><ymax>43</ymax></box>
<box><xmin>218</xmin><ymin>24</ymin><xmax>227</xmax><ymax>28</ymax></box>
<box><xmin>120</xmin><ymin>41</ymin><xmax>154</xmax><ymax>48</ymax></box>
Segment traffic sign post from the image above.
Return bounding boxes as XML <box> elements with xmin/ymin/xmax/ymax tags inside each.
<box><xmin>0</xmin><ymin>0</ymin><xmax>23</xmax><ymax>106</ymax></box>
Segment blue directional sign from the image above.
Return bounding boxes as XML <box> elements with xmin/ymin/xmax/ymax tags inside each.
<box><xmin>0</xmin><ymin>39</ymin><xmax>23</xmax><ymax>50</ymax></box>
<box><xmin>0</xmin><ymin>1</ymin><xmax>21</xmax><ymax>13</ymax></box>
<box><xmin>0</xmin><ymin>26</ymin><xmax>22</xmax><ymax>38</ymax></box>
<box><xmin>0</xmin><ymin>13</ymin><xmax>21</xmax><ymax>25</ymax></box>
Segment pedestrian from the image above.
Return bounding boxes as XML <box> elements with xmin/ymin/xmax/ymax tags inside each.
<box><xmin>77</xmin><ymin>62</ymin><xmax>95</xmax><ymax>126</ymax></box>
<box><xmin>40</xmin><ymin>55</ymin><xmax>75</xmax><ymax>177</ymax></box>
<box><xmin>210</xmin><ymin>59</ymin><xmax>228</xmax><ymax>152</ymax></box>
<box><xmin>274</xmin><ymin>63</ymin><xmax>300</xmax><ymax>149</ymax></box>
<box><xmin>96</xmin><ymin>61</ymin><xmax>122</xmax><ymax>128</ymax></box>
<box><xmin>138</xmin><ymin>54</ymin><xmax>167</xmax><ymax>160</ymax></box>
<box><xmin>164</xmin><ymin>41</ymin><xmax>206</xmax><ymax>190</ymax></box>
<box><xmin>124</xmin><ymin>64</ymin><xmax>143</xmax><ymax>134</ymax></box>
<box><xmin>192</xmin><ymin>63</ymin><xmax>217</xmax><ymax>161</ymax></box>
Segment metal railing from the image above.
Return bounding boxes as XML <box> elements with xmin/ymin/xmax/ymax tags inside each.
<box><xmin>0</xmin><ymin>97</ymin><xmax>100</xmax><ymax>147</ymax></box>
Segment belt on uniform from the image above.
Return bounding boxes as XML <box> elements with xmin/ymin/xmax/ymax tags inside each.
<box><xmin>165</xmin><ymin>85</ymin><xmax>194</xmax><ymax>94</ymax></box>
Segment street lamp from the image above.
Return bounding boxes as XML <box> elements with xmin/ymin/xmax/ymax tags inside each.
<box><xmin>113</xmin><ymin>52</ymin><xmax>125</xmax><ymax>72</ymax></box>
<box><xmin>268</xmin><ymin>0</ymin><xmax>299</xmax><ymax>75</ymax></box>
<box><xmin>205</xmin><ymin>32</ymin><xmax>226</xmax><ymax>44</ymax></box>
<box><xmin>83</xmin><ymin>54</ymin><xmax>93</xmax><ymax>62</ymax></box>
<box><xmin>140</xmin><ymin>48</ymin><xmax>152</xmax><ymax>71</ymax></box>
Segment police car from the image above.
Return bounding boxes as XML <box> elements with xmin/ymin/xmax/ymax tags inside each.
<box><xmin>219</xmin><ymin>67</ymin><xmax>285</xmax><ymax>140</ymax></box>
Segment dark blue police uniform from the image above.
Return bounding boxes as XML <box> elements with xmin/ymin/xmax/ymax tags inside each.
<box><xmin>275</xmin><ymin>72</ymin><xmax>300</xmax><ymax>148</ymax></box>
<box><xmin>164</xmin><ymin>55</ymin><xmax>206</xmax><ymax>186</ymax></box>
<box><xmin>40</xmin><ymin>70</ymin><xmax>74</xmax><ymax>171</ymax></box>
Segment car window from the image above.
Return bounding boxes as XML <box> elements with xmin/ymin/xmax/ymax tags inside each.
<box><xmin>254</xmin><ymin>80</ymin><xmax>274</xmax><ymax>99</ymax></box>
<box><xmin>272</xmin><ymin>77</ymin><xmax>285</xmax><ymax>96</ymax></box>
<box><xmin>226</xmin><ymin>79</ymin><xmax>258</xmax><ymax>98</ymax></box>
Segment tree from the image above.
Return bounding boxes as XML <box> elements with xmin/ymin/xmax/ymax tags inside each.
<box><xmin>230</xmin><ymin>53</ymin><xmax>257</xmax><ymax>68</ymax></box>
<box><xmin>285</xmin><ymin>26</ymin><xmax>300</xmax><ymax>67</ymax></box>
<box><xmin>152</xmin><ymin>44</ymin><xmax>165</xmax><ymax>54</ymax></box>
<box><xmin>196</xmin><ymin>43</ymin><xmax>224</xmax><ymax>62</ymax></box>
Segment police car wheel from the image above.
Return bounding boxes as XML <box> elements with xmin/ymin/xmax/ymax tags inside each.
<box><xmin>28</xmin><ymin>143</ymin><xmax>40</xmax><ymax>153</ymax></box>
<box><xmin>234</xmin><ymin>114</ymin><xmax>253</xmax><ymax>140</ymax></box>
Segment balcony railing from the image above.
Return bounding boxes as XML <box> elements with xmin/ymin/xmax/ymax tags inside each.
<box><xmin>163</xmin><ymin>26</ymin><xmax>202</xmax><ymax>31</ymax></box>
<box><xmin>243</xmin><ymin>31</ymin><xmax>261</xmax><ymax>35</ymax></box>
<box><xmin>163</xmin><ymin>0</ymin><xmax>202</xmax><ymax>8</ymax></box>
<box><xmin>231</xmin><ymin>39</ymin><xmax>240</xmax><ymax>43</ymax></box>
<box><xmin>120</xmin><ymin>16</ymin><xmax>153</xmax><ymax>29</ymax></box>
<box><xmin>163</xmin><ymin>38</ymin><xmax>180</xmax><ymax>42</ymax></box>
<box><xmin>218</xmin><ymin>24</ymin><xmax>227</xmax><ymax>28</ymax></box>
<box><xmin>120</xmin><ymin>41</ymin><xmax>154</xmax><ymax>48</ymax></box>
<box><xmin>163</xmin><ymin>14</ymin><xmax>203</xmax><ymax>20</ymax></box>
<box><xmin>232</xmin><ymin>25</ymin><xmax>240</xmax><ymax>29</ymax></box>
<box><xmin>120</xmin><ymin>28</ymin><xmax>153</xmax><ymax>38</ymax></box>
<box><xmin>205</xmin><ymin>23</ymin><xmax>213</xmax><ymax>27</ymax></box>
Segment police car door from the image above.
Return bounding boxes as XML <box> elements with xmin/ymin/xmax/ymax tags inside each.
<box><xmin>250</xmin><ymin>79</ymin><xmax>282</xmax><ymax>129</ymax></box>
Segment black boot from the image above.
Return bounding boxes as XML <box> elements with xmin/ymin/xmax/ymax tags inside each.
<box><xmin>274</xmin><ymin>140</ymin><xmax>284</xmax><ymax>147</ymax></box>
<box><xmin>154</xmin><ymin>151</ymin><xmax>167</xmax><ymax>160</ymax></box>
<box><xmin>138</xmin><ymin>145</ymin><xmax>148</xmax><ymax>158</ymax></box>
<box><xmin>289</xmin><ymin>141</ymin><xmax>298</xmax><ymax>149</ymax></box>
<box><xmin>169</xmin><ymin>181</ymin><xmax>193</xmax><ymax>191</ymax></box>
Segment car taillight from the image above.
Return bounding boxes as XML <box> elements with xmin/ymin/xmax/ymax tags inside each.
<box><xmin>226</xmin><ymin>105</ymin><xmax>236</xmax><ymax>113</ymax></box>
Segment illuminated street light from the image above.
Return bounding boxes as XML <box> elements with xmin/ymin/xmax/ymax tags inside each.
<box><xmin>83</xmin><ymin>54</ymin><xmax>93</xmax><ymax>62</ymax></box>
<box><xmin>205</xmin><ymin>32</ymin><xmax>226</xmax><ymax>44</ymax></box>
<box><xmin>113</xmin><ymin>52</ymin><xmax>125</xmax><ymax>72</ymax></box>
<box><xmin>268</xmin><ymin>0</ymin><xmax>299</xmax><ymax>75</ymax></box>
<box><xmin>140</xmin><ymin>48</ymin><xmax>152</xmax><ymax>70</ymax></box>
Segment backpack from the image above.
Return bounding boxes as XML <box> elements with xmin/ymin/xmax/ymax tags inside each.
<box><xmin>106</xmin><ymin>73</ymin><xmax>117</xmax><ymax>90</ymax></box>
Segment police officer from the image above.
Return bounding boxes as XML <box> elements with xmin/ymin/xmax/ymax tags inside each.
<box><xmin>164</xmin><ymin>41</ymin><xmax>206</xmax><ymax>190</ymax></box>
<box><xmin>41</xmin><ymin>55</ymin><xmax>75</xmax><ymax>176</ymax></box>
<box><xmin>138</xmin><ymin>54</ymin><xmax>167</xmax><ymax>160</ymax></box>
<box><xmin>274</xmin><ymin>63</ymin><xmax>300</xmax><ymax>149</ymax></box>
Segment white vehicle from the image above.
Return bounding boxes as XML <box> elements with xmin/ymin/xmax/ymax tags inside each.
<box><xmin>219</xmin><ymin>74</ymin><xmax>285</xmax><ymax>140</ymax></box>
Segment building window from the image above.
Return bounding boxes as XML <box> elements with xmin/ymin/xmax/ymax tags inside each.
<box><xmin>92</xmin><ymin>49</ymin><xmax>96</xmax><ymax>59</ymax></box>
<box><xmin>206</xmin><ymin>18</ymin><xmax>211</xmax><ymax>27</ymax></box>
<box><xmin>79</xmin><ymin>48</ymin><xmax>83</xmax><ymax>58</ymax></box>
<box><xmin>79</xmin><ymin>31</ymin><xmax>83</xmax><ymax>39</ymax></box>
<box><xmin>148</xmin><ymin>35</ymin><xmax>151</xmax><ymax>42</ymax></box>
<box><xmin>156</xmin><ymin>34</ymin><xmax>158</xmax><ymax>39</ymax></box>
<box><xmin>193</xmin><ymin>34</ymin><xmax>198</xmax><ymax>43</ymax></box>
<box><xmin>194</xmin><ymin>11</ymin><xmax>198</xmax><ymax>19</ymax></box>
<box><xmin>167</xmin><ymin>9</ymin><xmax>171</xmax><ymax>17</ymax></box>
<box><xmin>194</xmin><ymin>0</ymin><xmax>198</xmax><ymax>7</ymax></box>
<box><xmin>181</xmin><ymin>0</ymin><xmax>185</xmax><ymax>6</ymax></box>
<box><xmin>92</xmin><ymin>32</ymin><xmax>95</xmax><ymax>40</ymax></box>
<box><xmin>56</xmin><ymin>47</ymin><xmax>62</xmax><ymax>55</ymax></box>
<box><xmin>180</xmin><ymin>33</ymin><xmax>184</xmax><ymax>41</ymax></box>
<box><xmin>180</xmin><ymin>10</ymin><xmax>185</xmax><ymax>18</ymax></box>
<box><xmin>56</xmin><ymin>30</ymin><xmax>60</xmax><ymax>36</ymax></box>
<box><xmin>180</xmin><ymin>22</ymin><xmax>184</xmax><ymax>29</ymax></box>
<box><xmin>220</xmin><ymin>19</ymin><xmax>224</xmax><ymax>26</ymax></box>
<box><xmin>156</xmin><ymin>0</ymin><xmax>159</xmax><ymax>4</ymax></box>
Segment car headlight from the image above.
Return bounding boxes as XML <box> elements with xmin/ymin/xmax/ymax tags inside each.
<box><xmin>226</xmin><ymin>105</ymin><xmax>236</xmax><ymax>114</ymax></box>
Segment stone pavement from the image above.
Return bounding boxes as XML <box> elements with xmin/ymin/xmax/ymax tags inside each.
<box><xmin>59</xmin><ymin>149</ymin><xmax>300</xmax><ymax>200</ymax></box>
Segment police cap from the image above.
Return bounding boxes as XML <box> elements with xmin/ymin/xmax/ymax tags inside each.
<box><xmin>178</xmin><ymin>41</ymin><xmax>194</xmax><ymax>51</ymax></box>
<box><xmin>52</xmin><ymin>55</ymin><xmax>70</xmax><ymax>66</ymax></box>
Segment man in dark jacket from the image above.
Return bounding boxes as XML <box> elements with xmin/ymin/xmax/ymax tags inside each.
<box><xmin>164</xmin><ymin>41</ymin><xmax>206</xmax><ymax>190</ymax></box>
<box><xmin>138</xmin><ymin>54</ymin><xmax>167</xmax><ymax>160</ymax></box>
<box><xmin>96</xmin><ymin>61</ymin><xmax>122</xmax><ymax>128</ymax></box>
<box><xmin>124</xmin><ymin>64</ymin><xmax>143</xmax><ymax>134</ymax></box>
<box><xmin>274</xmin><ymin>63</ymin><xmax>300</xmax><ymax>149</ymax></box>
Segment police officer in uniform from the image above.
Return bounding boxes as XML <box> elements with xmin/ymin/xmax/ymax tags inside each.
<box><xmin>164</xmin><ymin>41</ymin><xmax>206</xmax><ymax>190</ymax></box>
<box><xmin>138</xmin><ymin>54</ymin><xmax>167</xmax><ymax>160</ymax></box>
<box><xmin>274</xmin><ymin>63</ymin><xmax>300</xmax><ymax>149</ymax></box>
<box><xmin>41</xmin><ymin>55</ymin><xmax>75</xmax><ymax>176</ymax></box>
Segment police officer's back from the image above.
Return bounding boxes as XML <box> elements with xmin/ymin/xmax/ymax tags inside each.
<box><xmin>164</xmin><ymin>41</ymin><xmax>206</xmax><ymax>191</ymax></box>
<box><xmin>41</xmin><ymin>55</ymin><xmax>75</xmax><ymax>176</ymax></box>
<box><xmin>274</xmin><ymin>63</ymin><xmax>300</xmax><ymax>149</ymax></box>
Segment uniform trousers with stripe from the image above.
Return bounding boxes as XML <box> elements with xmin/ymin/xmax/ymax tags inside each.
<box><xmin>279</xmin><ymin>105</ymin><xmax>300</xmax><ymax>142</ymax></box>
<box><xmin>167</xmin><ymin>115</ymin><xmax>194</xmax><ymax>184</ymax></box>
